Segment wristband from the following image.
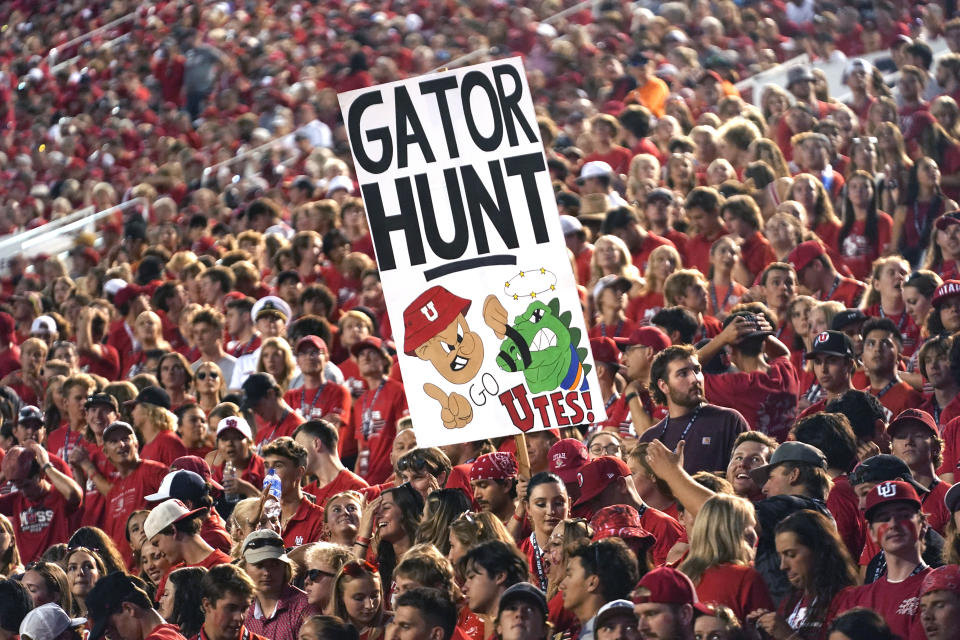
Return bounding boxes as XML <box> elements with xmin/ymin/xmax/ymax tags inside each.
<box><xmin>624</xmin><ymin>392</ymin><xmax>639</xmax><ymax>403</ymax></box>
<box><xmin>356</xmin><ymin>536</ymin><xmax>371</xmax><ymax>545</ymax></box>
<box><xmin>42</xmin><ymin>462</ymin><xmax>53</xmax><ymax>472</ymax></box>
<box><xmin>512</xmin><ymin>513</ymin><xmax>524</xmax><ymax>522</ymax></box>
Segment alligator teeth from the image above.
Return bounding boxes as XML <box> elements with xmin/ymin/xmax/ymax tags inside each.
<box><xmin>529</xmin><ymin>328</ymin><xmax>557</xmax><ymax>352</ymax></box>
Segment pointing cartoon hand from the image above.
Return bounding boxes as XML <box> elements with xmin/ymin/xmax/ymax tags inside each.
<box><xmin>423</xmin><ymin>383</ymin><xmax>473</xmax><ymax>429</ymax></box>
<box><xmin>483</xmin><ymin>295</ymin><xmax>508</xmax><ymax>339</ymax></box>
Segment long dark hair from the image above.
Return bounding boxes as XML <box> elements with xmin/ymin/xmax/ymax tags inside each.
<box><xmin>774</xmin><ymin>510</ymin><xmax>858</xmax><ymax>630</ymax></box>
<box><xmin>839</xmin><ymin>170</ymin><xmax>879</xmax><ymax>250</ymax></box>
<box><xmin>66</xmin><ymin>527</ymin><xmax>127</xmax><ymax>576</ymax></box>
<box><xmin>901</xmin><ymin>161</ymin><xmax>944</xmax><ymax>264</ymax></box>
<box><xmin>167</xmin><ymin>567</ymin><xmax>207</xmax><ymax>637</ymax></box>
<box><xmin>375</xmin><ymin>484</ymin><xmax>424</xmax><ymax>591</ymax></box>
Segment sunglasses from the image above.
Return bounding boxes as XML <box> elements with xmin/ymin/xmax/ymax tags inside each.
<box><xmin>243</xmin><ymin>537</ymin><xmax>284</xmax><ymax>552</ymax></box>
<box><xmin>341</xmin><ymin>560</ymin><xmax>378</xmax><ymax>578</ymax></box>
<box><xmin>197</xmin><ymin>371</ymin><xmax>219</xmax><ymax>380</ymax></box>
<box><xmin>396</xmin><ymin>454</ymin><xmax>433</xmax><ymax>473</ymax></box>
<box><xmin>305</xmin><ymin>568</ymin><xmax>337</xmax><ymax>582</ymax></box>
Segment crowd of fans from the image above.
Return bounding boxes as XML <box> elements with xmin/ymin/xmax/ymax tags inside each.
<box><xmin>2</xmin><ymin>0</ymin><xmax>960</xmax><ymax>639</ymax></box>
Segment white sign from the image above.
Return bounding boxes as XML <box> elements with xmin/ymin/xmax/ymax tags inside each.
<box><xmin>339</xmin><ymin>57</ymin><xmax>605</xmax><ymax>447</ymax></box>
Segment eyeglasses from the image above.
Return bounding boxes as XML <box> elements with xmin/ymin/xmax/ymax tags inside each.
<box><xmin>197</xmin><ymin>371</ymin><xmax>219</xmax><ymax>380</ymax></box>
<box><xmin>589</xmin><ymin>443</ymin><xmax>621</xmax><ymax>456</ymax></box>
<box><xmin>341</xmin><ymin>560</ymin><xmax>378</xmax><ymax>577</ymax></box>
<box><xmin>305</xmin><ymin>568</ymin><xmax>337</xmax><ymax>582</ymax></box>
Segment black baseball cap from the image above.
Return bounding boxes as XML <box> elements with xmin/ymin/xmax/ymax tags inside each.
<box><xmin>241</xmin><ymin>373</ymin><xmax>280</xmax><ymax>410</ymax></box>
<box><xmin>805</xmin><ymin>330</ymin><xmax>855</xmax><ymax>360</ymax></box>
<box><xmin>85</xmin><ymin>393</ymin><xmax>119</xmax><ymax>412</ymax></box>
<box><xmin>85</xmin><ymin>572</ymin><xmax>154</xmax><ymax>640</ymax></box>
<box><xmin>848</xmin><ymin>454</ymin><xmax>928</xmax><ymax>495</ymax></box>
<box><xmin>497</xmin><ymin>582</ymin><xmax>547</xmax><ymax>619</ymax></box>
<box><xmin>125</xmin><ymin>386</ymin><xmax>171</xmax><ymax>411</ymax></box>
<box><xmin>831</xmin><ymin>309</ymin><xmax>868</xmax><ymax>332</ymax></box>
<box><xmin>17</xmin><ymin>405</ymin><xmax>43</xmax><ymax>425</ymax></box>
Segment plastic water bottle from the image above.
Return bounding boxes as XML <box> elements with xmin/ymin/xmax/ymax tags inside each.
<box><xmin>263</xmin><ymin>468</ymin><xmax>282</xmax><ymax>501</ymax></box>
<box><xmin>223</xmin><ymin>461</ymin><xmax>239</xmax><ymax>502</ymax></box>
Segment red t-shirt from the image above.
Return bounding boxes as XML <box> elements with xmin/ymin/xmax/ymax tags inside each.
<box><xmin>694</xmin><ymin>563</ymin><xmax>775</xmax><ymax>624</ymax></box>
<box><xmin>707</xmin><ymin>281</ymin><xmax>747</xmax><ymax>318</ymax></box>
<box><xmin>0</xmin><ymin>345</ymin><xmax>20</xmax><ymax>380</ymax></box>
<box><xmin>254</xmin><ymin>410</ymin><xmax>305</xmax><ymax>450</ymax></box>
<box><xmin>704</xmin><ymin>356</ymin><xmax>799</xmax><ymax>442</ymax></box>
<box><xmin>140</xmin><ymin>431</ymin><xmax>188</xmax><ymax>466</ymax></box>
<box><xmin>740</xmin><ymin>231</ymin><xmax>777</xmax><ymax>279</ymax></box>
<box><xmin>630</xmin><ymin>233</ymin><xmax>675</xmax><ymax>273</ymax></box>
<box><xmin>861</xmin><ymin>380</ymin><xmax>924</xmax><ymax>424</ymax></box>
<box><xmin>79</xmin><ymin>344</ymin><xmax>121</xmax><ymax>380</ymax></box>
<box><xmin>445</xmin><ymin>463</ymin><xmax>474</xmax><ymax>504</ymax></box>
<box><xmin>303</xmin><ymin>468</ymin><xmax>369</xmax><ymax>507</ymax></box>
<box><xmin>211</xmin><ymin>453</ymin><xmax>266</xmax><ymax>489</ymax></box>
<box><xmin>921</xmin><ymin>480</ymin><xmax>952</xmax><ymax>536</ymax></box>
<box><xmin>830</xmin><ymin>567</ymin><xmax>930</xmax><ymax>640</ymax></box>
<box><xmin>282</xmin><ymin>498</ymin><xmax>325</xmax><ymax>547</ymax></box>
<box><xmin>826</xmin><ymin>474</ymin><xmax>867</xmax><ymax>561</ymax></box>
<box><xmin>685</xmin><ymin>228</ymin><xmax>728</xmax><ymax>276</ymax></box>
<box><xmin>827</xmin><ymin>276</ymin><xmax>867</xmax><ymax>308</ymax></box>
<box><xmin>574</xmin><ymin>246</ymin><xmax>594</xmax><ymax>287</ymax></box>
<box><xmin>583</xmin><ymin>146</ymin><xmax>633</xmax><ymax>175</ymax></box>
<box><xmin>155</xmin><ymin>548</ymin><xmax>233</xmax><ymax>605</ymax></box>
<box><xmin>46</xmin><ymin>425</ymin><xmax>87</xmax><ymax>463</ymax></box>
<box><xmin>626</xmin><ymin>291</ymin><xmax>664</xmax><ymax>326</ymax></box>
<box><xmin>588</xmin><ymin>318</ymin><xmax>637</xmax><ymax>340</ymax></box>
<box><xmin>144</xmin><ymin>623</ymin><xmax>188</xmax><ymax>640</ymax></box>
<box><xmin>0</xmin><ymin>486</ymin><xmax>77</xmax><ymax>563</ymax></box>
<box><xmin>283</xmin><ymin>382</ymin><xmax>351</xmax><ymax>423</ymax></box>
<box><xmin>639</xmin><ymin>505</ymin><xmax>684</xmax><ymax>567</ymax></box>
<box><xmin>200</xmin><ymin>512</ymin><xmax>233</xmax><ymax>554</ymax></box>
<box><xmin>350</xmin><ymin>378</ymin><xmax>409</xmax><ymax>484</ymax></box>
<box><xmin>838</xmin><ymin>213</ymin><xmax>893</xmax><ymax>281</ymax></box>
<box><xmin>107</xmin><ymin>460</ymin><xmax>169</xmax><ymax>565</ymax></box>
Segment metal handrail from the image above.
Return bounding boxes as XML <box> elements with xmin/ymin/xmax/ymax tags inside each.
<box><xmin>201</xmin><ymin>127</ymin><xmax>306</xmax><ymax>178</ymax></box>
<box><xmin>48</xmin><ymin>10</ymin><xmax>141</xmax><ymax>66</ymax></box>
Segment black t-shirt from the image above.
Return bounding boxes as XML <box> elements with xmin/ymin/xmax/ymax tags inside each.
<box><xmin>639</xmin><ymin>403</ymin><xmax>748</xmax><ymax>475</ymax></box>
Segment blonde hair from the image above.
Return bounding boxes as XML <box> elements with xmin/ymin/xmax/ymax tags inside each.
<box><xmin>642</xmin><ymin>245</ymin><xmax>682</xmax><ymax>295</ymax></box>
<box><xmin>256</xmin><ymin>337</ymin><xmax>296</xmax><ymax>391</ymax></box>
<box><xmin>589</xmin><ymin>235</ymin><xmax>641</xmax><ymax>286</ymax></box>
<box><xmin>140</xmin><ymin>402</ymin><xmax>178</xmax><ymax>433</ymax></box>
<box><xmin>679</xmin><ymin>494</ymin><xmax>757</xmax><ymax>583</ymax></box>
<box><xmin>862</xmin><ymin>255</ymin><xmax>910</xmax><ymax>310</ymax></box>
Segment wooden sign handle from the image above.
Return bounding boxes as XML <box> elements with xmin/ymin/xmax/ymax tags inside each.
<box><xmin>514</xmin><ymin>433</ymin><xmax>530</xmax><ymax>479</ymax></box>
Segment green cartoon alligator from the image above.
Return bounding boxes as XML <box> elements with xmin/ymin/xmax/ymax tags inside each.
<box><xmin>483</xmin><ymin>296</ymin><xmax>591</xmax><ymax>394</ymax></box>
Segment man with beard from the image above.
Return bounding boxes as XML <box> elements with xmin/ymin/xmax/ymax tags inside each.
<box><xmin>633</xmin><ymin>567</ymin><xmax>705</xmax><ymax>640</ymax></box>
<box><xmin>638</xmin><ymin>345</ymin><xmax>747</xmax><ymax>474</ymax></box>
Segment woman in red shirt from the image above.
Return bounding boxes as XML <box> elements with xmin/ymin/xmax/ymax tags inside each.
<box><xmin>626</xmin><ymin>245</ymin><xmax>680</xmax><ymax>326</ymax></box>
<box><xmin>706</xmin><ymin>237</ymin><xmax>748</xmax><ymax>319</ymax></box>
<box><xmin>679</xmin><ymin>494</ymin><xmax>774</xmax><ymax>624</ymax></box>
<box><xmin>893</xmin><ymin>157</ymin><xmax>958</xmax><ymax>267</ymax></box>
<box><xmin>791</xmin><ymin>174</ymin><xmax>842</xmax><ymax>253</ymax></box>
<box><xmin>837</xmin><ymin>170</ymin><xmax>893</xmax><ymax>280</ymax></box>
<box><xmin>747</xmin><ymin>510</ymin><xmax>858</xmax><ymax>640</ymax></box>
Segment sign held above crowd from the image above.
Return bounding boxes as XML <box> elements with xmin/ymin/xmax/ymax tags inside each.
<box><xmin>339</xmin><ymin>57</ymin><xmax>606</xmax><ymax>447</ymax></box>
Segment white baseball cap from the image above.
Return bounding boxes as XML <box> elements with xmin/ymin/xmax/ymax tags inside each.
<box><xmin>216</xmin><ymin>415</ymin><xmax>254</xmax><ymax>441</ymax></box>
<box><xmin>30</xmin><ymin>316</ymin><xmax>56</xmax><ymax>334</ymax></box>
<box><xmin>577</xmin><ymin>161</ymin><xmax>614</xmax><ymax>183</ymax></box>
<box><xmin>20</xmin><ymin>604</ymin><xmax>84</xmax><ymax>640</ymax></box>
<box><xmin>560</xmin><ymin>215</ymin><xmax>583</xmax><ymax>236</ymax></box>
<box><xmin>143</xmin><ymin>499</ymin><xmax>205</xmax><ymax>541</ymax></box>
<box><xmin>325</xmin><ymin>175</ymin><xmax>354</xmax><ymax>197</ymax></box>
<box><xmin>103</xmin><ymin>278</ymin><xmax>129</xmax><ymax>296</ymax></box>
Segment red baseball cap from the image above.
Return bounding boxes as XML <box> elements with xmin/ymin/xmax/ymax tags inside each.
<box><xmin>888</xmin><ymin>408</ymin><xmax>939</xmax><ymax>439</ymax></box>
<box><xmin>469</xmin><ymin>452</ymin><xmax>519</xmax><ymax>482</ymax></box>
<box><xmin>921</xmin><ymin>565</ymin><xmax>960</xmax><ymax>597</ymax></box>
<box><xmin>574</xmin><ymin>456</ymin><xmax>631</xmax><ymax>506</ymax></box>
<box><xmin>932</xmin><ymin>280</ymin><xmax>960</xmax><ymax>308</ymax></box>
<box><xmin>934</xmin><ymin>211</ymin><xmax>960</xmax><ymax>231</ymax></box>
<box><xmin>170</xmin><ymin>455</ymin><xmax>225</xmax><ymax>492</ymax></box>
<box><xmin>350</xmin><ymin>336</ymin><xmax>390</xmax><ymax>358</ymax></box>
<box><xmin>632</xmin><ymin>567</ymin><xmax>714</xmax><ymax>615</ymax></box>
<box><xmin>113</xmin><ymin>284</ymin><xmax>143</xmax><ymax>308</ymax></box>
<box><xmin>590</xmin><ymin>337</ymin><xmax>620</xmax><ymax>366</ymax></box>
<box><xmin>549</xmin><ymin>439</ymin><xmax>589</xmax><ymax>484</ymax></box>
<box><xmin>616</xmin><ymin>326</ymin><xmax>671</xmax><ymax>353</ymax></box>
<box><xmin>403</xmin><ymin>286</ymin><xmax>471</xmax><ymax>356</ymax></box>
<box><xmin>296</xmin><ymin>335</ymin><xmax>328</xmax><ymax>354</ymax></box>
<box><xmin>864</xmin><ymin>480</ymin><xmax>922</xmax><ymax>522</ymax></box>
<box><xmin>2</xmin><ymin>446</ymin><xmax>37</xmax><ymax>481</ymax></box>
<box><xmin>591</xmin><ymin>505</ymin><xmax>655</xmax><ymax>544</ymax></box>
<box><xmin>786</xmin><ymin>240</ymin><xmax>826</xmax><ymax>274</ymax></box>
